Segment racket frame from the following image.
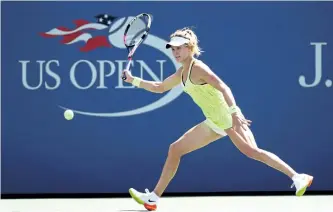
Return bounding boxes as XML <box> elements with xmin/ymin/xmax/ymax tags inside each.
<box><xmin>122</xmin><ymin>13</ymin><xmax>152</xmax><ymax>80</ymax></box>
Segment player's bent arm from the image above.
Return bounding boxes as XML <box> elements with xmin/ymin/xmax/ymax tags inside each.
<box><xmin>194</xmin><ymin>64</ymin><xmax>237</xmax><ymax>108</ymax></box>
<box><xmin>129</xmin><ymin>68</ymin><xmax>182</xmax><ymax>93</ymax></box>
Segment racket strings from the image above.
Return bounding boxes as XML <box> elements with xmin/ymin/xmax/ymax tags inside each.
<box><xmin>125</xmin><ymin>16</ymin><xmax>150</xmax><ymax>46</ymax></box>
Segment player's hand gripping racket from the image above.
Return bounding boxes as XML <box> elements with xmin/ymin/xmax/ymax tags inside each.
<box><xmin>121</xmin><ymin>13</ymin><xmax>152</xmax><ymax>80</ymax></box>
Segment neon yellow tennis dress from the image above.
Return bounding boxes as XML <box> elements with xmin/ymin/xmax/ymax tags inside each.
<box><xmin>181</xmin><ymin>59</ymin><xmax>240</xmax><ymax>134</ymax></box>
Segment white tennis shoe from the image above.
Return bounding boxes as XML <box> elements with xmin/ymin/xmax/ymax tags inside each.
<box><xmin>129</xmin><ymin>188</ymin><xmax>159</xmax><ymax>211</ymax></box>
<box><xmin>291</xmin><ymin>173</ymin><xmax>314</xmax><ymax>196</ymax></box>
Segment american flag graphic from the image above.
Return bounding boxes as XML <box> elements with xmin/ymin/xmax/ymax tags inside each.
<box><xmin>40</xmin><ymin>14</ymin><xmax>116</xmax><ymax>52</ymax></box>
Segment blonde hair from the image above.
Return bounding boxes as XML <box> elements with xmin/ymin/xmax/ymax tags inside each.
<box><xmin>170</xmin><ymin>27</ymin><xmax>202</xmax><ymax>57</ymax></box>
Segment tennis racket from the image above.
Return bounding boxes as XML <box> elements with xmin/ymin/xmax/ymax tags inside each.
<box><xmin>121</xmin><ymin>13</ymin><xmax>153</xmax><ymax>80</ymax></box>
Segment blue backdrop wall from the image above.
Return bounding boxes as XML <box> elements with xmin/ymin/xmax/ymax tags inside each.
<box><xmin>2</xmin><ymin>1</ymin><xmax>333</xmax><ymax>194</ymax></box>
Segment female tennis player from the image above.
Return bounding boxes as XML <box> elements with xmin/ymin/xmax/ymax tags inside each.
<box><xmin>122</xmin><ymin>27</ymin><xmax>313</xmax><ymax>211</ymax></box>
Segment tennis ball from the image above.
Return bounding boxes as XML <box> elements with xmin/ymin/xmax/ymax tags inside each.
<box><xmin>64</xmin><ymin>110</ymin><xmax>74</xmax><ymax>120</ymax></box>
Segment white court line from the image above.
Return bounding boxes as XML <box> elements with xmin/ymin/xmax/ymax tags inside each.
<box><xmin>0</xmin><ymin>196</ymin><xmax>332</xmax><ymax>212</ymax></box>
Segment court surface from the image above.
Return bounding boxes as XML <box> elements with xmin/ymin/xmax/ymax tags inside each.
<box><xmin>1</xmin><ymin>195</ymin><xmax>332</xmax><ymax>212</ymax></box>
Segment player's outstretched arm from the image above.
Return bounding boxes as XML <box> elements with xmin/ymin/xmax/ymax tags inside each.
<box><xmin>122</xmin><ymin>68</ymin><xmax>182</xmax><ymax>93</ymax></box>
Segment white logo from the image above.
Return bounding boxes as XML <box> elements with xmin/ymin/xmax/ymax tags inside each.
<box><xmin>299</xmin><ymin>42</ymin><xmax>331</xmax><ymax>88</ymax></box>
<box><xmin>22</xmin><ymin>16</ymin><xmax>183</xmax><ymax>117</ymax></box>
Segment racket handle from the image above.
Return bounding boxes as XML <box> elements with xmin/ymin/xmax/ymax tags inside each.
<box><xmin>122</xmin><ymin>72</ymin><xmax>127</xmax><ymax>80</ymax></box>
<box><xmin>122</xmin><ymin>59</ymin><xmax>132</xmax><ymax>81</ymax></box>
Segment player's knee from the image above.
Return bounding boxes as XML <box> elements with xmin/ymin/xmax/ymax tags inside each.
<box><xmin>243</xmin><ymin>147</ymin><xmax>263</xmax><ymax>160</ymax></box>
<box><xmin>168</xmin><ymin>142</ymin><xmax>184</xmax><ymax>158</ymax></box>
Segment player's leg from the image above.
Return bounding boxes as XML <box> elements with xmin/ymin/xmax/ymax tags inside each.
<box><xmin>153</xmin><ymin>120</ymin><xmax>223</xmax><ymax>196</ymax></box>
<box><xmin>225</xmin><ymin>123</ymin><xmax>313</xmax><ymax>196</ymax></box>
<box><xmin>229</xmin><ymin>124</ymin><xmax>296</xmax><ymax>177</ymax></box>
<box><xmin>129</xmin><ymin>120</ymin><xmax>224</xmax><ymax>210</ymax></box>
